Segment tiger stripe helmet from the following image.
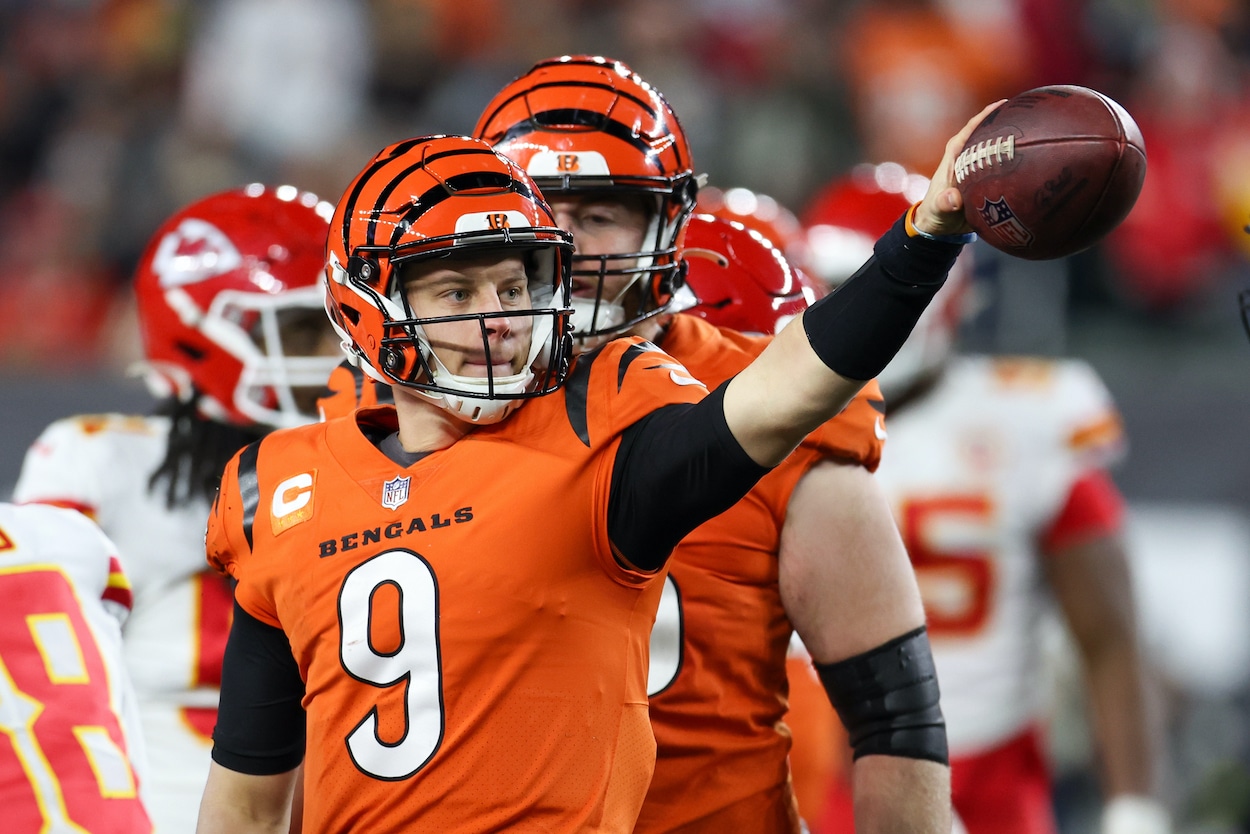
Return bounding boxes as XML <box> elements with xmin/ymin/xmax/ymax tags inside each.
<box><xmin>324</xmin><ymin>134</ymin><xmax>574</xmax><ymax>424</ymax></box>
<box><xmin>474</xmin><ymin>55</ymin><xmax>698</xmax><ymax>339</ymax></box>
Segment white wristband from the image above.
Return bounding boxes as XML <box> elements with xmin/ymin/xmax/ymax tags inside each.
<box><xmin>1101</xmin><ymin>795</ymin><xmax>1171</xmax><ymax>834</ymax></box>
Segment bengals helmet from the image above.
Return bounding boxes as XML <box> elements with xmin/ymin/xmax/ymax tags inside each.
<box><xmin>802</xmin><ymin>163</ymin><xmax>969</xmax><ymax>401</ymax></box>
<box><xmin>696</xmin><ymin>185</ymin><xmax>809</xmax><ymax>272</ymax></box>
<box><xmin>474</xmin><ymin>55</ymin><xmax>698</xmax><ymax>340</ymax></box>
<box><xmin>682</xmin><ymin>214</ymin><xmax>824</xmax><ymax>336</ymax></box>
<box><xmin>324</xmin><ymin>134</ymin><xmax>574</xmax><ymax>425</ymax></box>
<box><xmin>133</xmin><ymin>184</ymin><xmax>341</xmax><ymax>429</ymax></box>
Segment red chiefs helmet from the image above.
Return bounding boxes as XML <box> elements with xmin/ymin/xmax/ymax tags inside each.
<box><xmin>696</xmin><ymin>185</ymin><xmax>809</xmax><ymax>272</ymax></box>
<box><xmin>473</xmin><ymin>55</ymin><xmax>698</xmax><ymax>340</ymax></box>
<box><xmin>133</xmin><ymin>184</ymin><xmax>341</xmax><ymax>429</ymax></box>
<box><xmin>682</xmin><ymin>214</ymin><xmax>825</xmax><ymax>336</ymax></box>
<box><xmin>801</xmin><ymin>163</ymin><xmax>970</xmax><ymax>399</ymax></box>
<box><xmin>324</xmin><ymin>134</ymin><xmax>574</xmax><ymax>425</ymax></box>
<box><xmin>802</xmin><ymin>161</ymin><xmax>929</xmax><ymax>288</ymax></box>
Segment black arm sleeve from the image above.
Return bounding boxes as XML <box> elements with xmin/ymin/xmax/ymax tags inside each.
<box><xmin>802</xmin><ymin>214</ymin><xmax>965</xmax><ymax>381</ymax></box>
<box><xmin>211</xmin><ymin>600</ymin><xmax>307</xmax><ymax>775</ymax></box>
<box><xmin>608</xmin><ymin>381</ymin><xmax>770</xmax><ymax>571</ymax></box>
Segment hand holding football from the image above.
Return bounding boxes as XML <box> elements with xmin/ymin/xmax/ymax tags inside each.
<box><xmin>954</xmin><ymin>86</ymin><xmax>1147</xmax><ymax>261</ymax></box>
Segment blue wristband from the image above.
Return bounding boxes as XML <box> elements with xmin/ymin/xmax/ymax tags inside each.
<box><xmin>905</xmin><ymin>203</ymin><xmax>977</xmax><ymax>245</ymax></box>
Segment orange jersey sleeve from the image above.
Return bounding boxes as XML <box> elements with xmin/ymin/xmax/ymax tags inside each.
<box><xmin>207</xmin><ymin>338</ymin><xmax>707</xmax><ymax>834</ymax></box>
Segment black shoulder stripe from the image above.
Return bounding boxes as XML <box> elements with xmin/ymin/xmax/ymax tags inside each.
<box><xmin>617</xmin><ymin>342</ymin><xmax>656</xmax><ymax>391</ymax></box>
<box><xmin>236</xmin><ymin>441</ymin><xmax>262</xmax><ymax>551</ymax></box>
<box><xmin>563</xmin><ymin>346</ymin><xmax>603</xmax><ymax>447</ymax></box>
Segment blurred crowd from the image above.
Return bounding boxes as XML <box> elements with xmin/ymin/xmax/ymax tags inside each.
<box><xmin>3</xmin><ymin>0</ymin><xmax>1250</xmax><ymax>373</ymax></box>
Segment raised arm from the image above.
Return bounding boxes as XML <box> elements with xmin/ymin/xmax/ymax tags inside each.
<box><xmin>723</xmin><ymin>102</ymin><xmax>1001</xmax><ymax>466</ymax></box>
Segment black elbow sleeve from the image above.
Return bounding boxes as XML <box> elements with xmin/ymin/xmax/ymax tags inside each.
<box><xmin>814</xmin><ymin>625</ymin><xmax>949</xmax><ymax>765</ymax></box>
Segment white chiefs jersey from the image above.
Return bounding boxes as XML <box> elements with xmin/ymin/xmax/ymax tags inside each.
<box><xmin>0</xmin><ymin>502</ymin><xmax>151</xmax><ymax>833</ymax></box>
<box><xmin>13</xmin><ymin>415</ymin><xmax>230</xmax><ymax>834</ymax></box>
<box><xmin>874</xmin><ymin>356</ymin><xmax>1125</xmax><ymax>755</ymax></box>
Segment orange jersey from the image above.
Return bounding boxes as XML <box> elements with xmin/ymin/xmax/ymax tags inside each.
<box><xmin>636</xmin><ymin>314</ymin><xmax>884</xmax><ymax>834</ymax></box>
<box><xmin>207</xmin><ymin>339</ymin><xmax>708</xmax><ymax>834</ymax></box>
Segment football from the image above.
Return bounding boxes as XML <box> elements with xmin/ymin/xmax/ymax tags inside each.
<box><xmin>954</xmin><ymin>85</ymin><xmax>1147</xmax><ymax>260</ymax></box>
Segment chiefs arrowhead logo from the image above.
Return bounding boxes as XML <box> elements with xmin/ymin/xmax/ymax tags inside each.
<box><xmin>150</xmin><ymin>218</ymin><xmax>243</xmax><ymax>288</ymax></box>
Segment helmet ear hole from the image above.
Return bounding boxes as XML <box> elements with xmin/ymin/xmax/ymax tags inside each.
<box><xmin>338</xmin><ymin>303</ymin><xmax>362</xmax><ymax>327</ymax></box>
<box><xmin>347</xmin><ymin>255</ymin><xmax>379</xmax><ymax>284</ymax></box>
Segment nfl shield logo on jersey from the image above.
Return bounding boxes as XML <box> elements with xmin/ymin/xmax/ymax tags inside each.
<box><xmin>381</xmin><ymin>476</ymin><xmax>411</xmax><ymax>511</ymax></box>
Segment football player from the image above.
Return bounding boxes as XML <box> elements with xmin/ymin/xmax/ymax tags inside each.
<box><xmin>12</xmin><ymin>185</ymin><xmax>343</xmax><ymax>833</ymax></box>
<box><xmin>474</xmin><ymin>55</ymin><xmax>958</xmax><ymax>833</ymax></box>
<box><xmin>0</xmin><ymin>502</ymin><xmax>151</xmax><ymax>833</ymax></box>
<box><xmin>803</xmin><ymin>167</ymin><xmax>1171</xmax><ymax>834</ymax></box>
<box><xmin>195</xmin><ymin>105</ymin><xmax>991</xmax><ymax>832</ymax></box>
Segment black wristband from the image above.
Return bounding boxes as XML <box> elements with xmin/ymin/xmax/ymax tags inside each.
<box><xmin>801</xmin><ymin>213</ymin><xmax>965</xmax><ymax>381</ymax></box>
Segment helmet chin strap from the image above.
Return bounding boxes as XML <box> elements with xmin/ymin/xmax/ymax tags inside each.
<box><xmin>411</xmin><ymin>312</ymin><xmax>555</xmax><ymax>425</ymax></box>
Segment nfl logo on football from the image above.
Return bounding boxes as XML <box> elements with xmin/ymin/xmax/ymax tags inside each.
<box><xmin>978</xmin><ymin>197</ymin><xmax>1035</xmax><ymax>248</ymax></box>
<box><xmin>381</xmin><ymin>476</ymin><xmax>411</xmax><ymax>511</ymax></box>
